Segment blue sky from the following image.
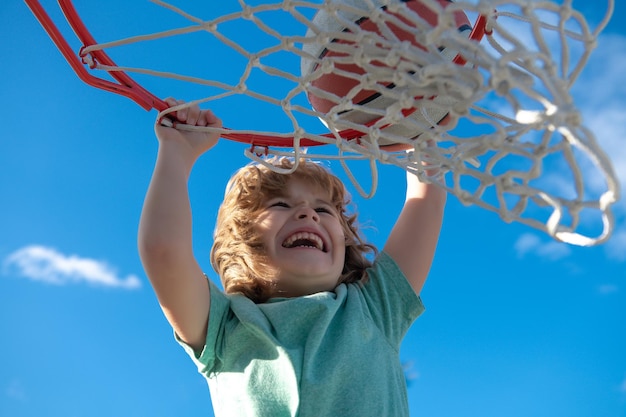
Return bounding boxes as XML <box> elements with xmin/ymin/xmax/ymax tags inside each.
<box><xmin>2</xmin><ymin>1</ymin><xmax>625</xmax><ymax>417</ymax></box>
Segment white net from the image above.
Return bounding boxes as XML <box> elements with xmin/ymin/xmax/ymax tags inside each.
<box><xmin>72</xmin><ymin>0</ymin><xmax>619</xmax><ymax>245</ymax></box>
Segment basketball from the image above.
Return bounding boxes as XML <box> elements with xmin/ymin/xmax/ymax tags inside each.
<box><xmin>301</xmin><ymin>0</ymin><xmax>473</xmax><ymax>146</ymax></box>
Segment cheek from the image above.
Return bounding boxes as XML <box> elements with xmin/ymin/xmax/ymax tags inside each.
<box><xmin>249</xmin><ymin>216</ymin><xmax>274</xmax><ymax>249</ymax></box>
<box><xmin>340</xmin><ymin>224</ymin><xmax>357</xmax><ymax>246</ymax></box>
<box><xmin>255</xmin><ymin>211</ymin><xmax>271</xmax><ymax>228</ymax></box>
<box><xmin>255</xmin><ymin>213</ymin><xmax>278</xmax><ymax>237</ymax></box>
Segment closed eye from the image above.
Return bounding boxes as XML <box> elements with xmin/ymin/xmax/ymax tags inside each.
<box><xmin>317</xmin><ymin>203</ymin><xmax>341</xmax><ymax>216</ymax></box>
<box><xmin>270</xmin><ymin>201</ymin><xmax>290</xmax><ymax>208</ymax></box>
<box><xmin>315</xmin><ymin>206</ymin><xmax>333</xmax><ymax>214</ymax></box>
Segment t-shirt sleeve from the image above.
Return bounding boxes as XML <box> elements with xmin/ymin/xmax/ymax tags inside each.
<box><xmin>359</xmin><ymin>251</ymin><xmax>425</xmax><ymax>348</ymax></box>
<box><xmin>174</xmin><ymin>278</ymin><xmax>231</xmax><ymax>376</ymax></box>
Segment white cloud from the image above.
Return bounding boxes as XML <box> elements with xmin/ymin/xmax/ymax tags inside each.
<box><xmin>402</xmin><ymin>360</ymin><xmax>420</xmax><ymax>385</ymax></box>
<box><xmin>597</xmin><ymin>284</ymin><xmax>619</xmax><ymax>296</ymax></box>
<box><xmin>514</xmin><ymin>233</ymin><xmax>571</xmax><ymax>260</ymax></box>
<box><xmin>2</xmin><ymin>245</ymin><xmax>141</xmax><ymax>290</ymax></box>
<box><xmin>5</xmin><ymin>379</ymin><xmax>27</xmax><ymax>402</ymax></box>
<box><xmin>604</xmin><ymin>227</ymin><xmax>626</xmax><ymax>262</ymax></box>
<box><xmin>514</xmin><ymin>233</ymin><xmax>541</xmax><ymax>257</ymax></box>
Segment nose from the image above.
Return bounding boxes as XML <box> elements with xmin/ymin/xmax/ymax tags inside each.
<box><xmin>295</xmin><ymin>205</ymin><xmax>320</xmax><ymax>222</ymax></box>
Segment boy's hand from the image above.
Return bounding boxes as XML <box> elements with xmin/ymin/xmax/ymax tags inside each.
<box><xmin>155</xmin><ymin>98</ymin><xmax>223</xmax><ymax>162</ymax></box>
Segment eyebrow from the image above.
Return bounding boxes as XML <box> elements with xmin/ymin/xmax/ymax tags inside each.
<box><xmin>314</xmin><ymin>197</ymin><xmax>333</xmax><ymax>205</ymax></box>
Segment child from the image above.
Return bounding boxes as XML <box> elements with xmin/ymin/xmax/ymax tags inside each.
<box><xmin>138</xmin><ymin>98</ymin><xmax>446</xmax><ymax>416</ymax></box>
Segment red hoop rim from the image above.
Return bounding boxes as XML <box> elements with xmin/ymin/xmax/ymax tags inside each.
<box><xmin>25</xmin><ymin>0</ymin><xmax>488</xmax><ymax>149</ymax></box>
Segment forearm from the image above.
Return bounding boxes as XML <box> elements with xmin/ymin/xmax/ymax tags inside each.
<box><xmin>138</xmin><ymin>142</ymin><xmax>197</xmax><ymax>270</ymax></box>
<box><xmin>384</xmin><ymin>171</ymin><xmax>446</xmax><ymax>295</ymax></box>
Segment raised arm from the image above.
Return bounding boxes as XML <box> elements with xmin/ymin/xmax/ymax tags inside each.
<box><xmin>383</xmin><ymin>168</ymin><xmax>446</xmax><ymax>296</ymax></box>
<box><xmin>138</xmin><ymin>99</ymin><xmax>222</xmax><ymax>352</ymax></box>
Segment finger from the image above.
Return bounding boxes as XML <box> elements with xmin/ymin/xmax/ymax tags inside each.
<box><xmin>196</xmin><ymin>111</ymin><xmax>208</xmax><ymax>127</ymax></box>
<box><xmin>166</xmin><ymin>98</ymin><xmax>187</xmax><ymax>122</ymax></box>
<box><xmin>164</xmin><ymin>97</ymin><xmax>182</xmax><ymax>118</ymax></box>
<box><xmin>178</xmin><ymin>101</ymin><xmax>189</xmax><ymax>123</ymax></box>
<box><xmin>158</xmin><ymin>98</ymin><xmax>179</xmax><ymax>127</ymax></box>
<box><xmin>186</xmin><ymin>104</ymin><xmax>201</xmax><ymax>126</ymax></box>
<box><xmin>203</xmin><ymin>109</ymin><xmax>222</xmax><ymax>128</ymax></box>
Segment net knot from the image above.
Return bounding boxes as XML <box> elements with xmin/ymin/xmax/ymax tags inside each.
<box><xmin>241</xmin><ymin>5</ymin><xmax>253</xmax><ymax>19</ymax></box>
<box><xmin>281</xmin><ymin>0</ymin><xmax>294</xmax><ymax>11</ymax></box>
<box><xmin>553</xmin><ymin>105</ymin><xmax>582</xmax><ymax>128</ymax></box>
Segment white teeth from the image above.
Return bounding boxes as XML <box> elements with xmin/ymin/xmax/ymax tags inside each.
<box><xmin>282</xmin><ymin>232</ymin><xmax>324</xmax><ymax>251</ymax></box>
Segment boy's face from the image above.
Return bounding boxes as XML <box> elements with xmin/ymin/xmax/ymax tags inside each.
<box><xmin>255</xmin><ymin>178</ymin><xmax>346</xmax><ymax>297</ymax></box>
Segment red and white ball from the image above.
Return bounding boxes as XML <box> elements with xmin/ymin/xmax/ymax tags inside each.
<box><xmin>301</xmin><ymin>0</ymin><xmax>473</xmax><ymax>146</ymax></box>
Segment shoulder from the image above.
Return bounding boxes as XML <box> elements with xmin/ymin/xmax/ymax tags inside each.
<box><xmin>358</xmin><ymin>251</ymin><xmax>425</xmax><ymax>317</ymax></box>
<box><xmin>363</xmin><ymin>251</ymin><xmax>421</xmax><ymax>298</ymax></box>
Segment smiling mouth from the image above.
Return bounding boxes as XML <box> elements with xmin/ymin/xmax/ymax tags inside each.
<box><xmin>282</xmin><ymin>232</ymin><xmax>326</xmax><ymax>252</ymax></box>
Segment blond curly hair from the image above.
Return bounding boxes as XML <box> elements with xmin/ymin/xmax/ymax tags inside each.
<box><xmin>210</xmin><ymin>158</ymin><xmax>377</xmax><ymax>303</ymax></box>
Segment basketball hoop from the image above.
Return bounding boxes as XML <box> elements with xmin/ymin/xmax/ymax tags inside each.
<box><xmin>25</xmin><ymin>0</ymin><xmax>620</xmax><ymax>246</ymax></box>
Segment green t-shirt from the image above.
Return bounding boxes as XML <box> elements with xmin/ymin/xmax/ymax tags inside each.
<box><xmin>177</xmin><ymin>251</ymin><xmax>424</xmax><ymax>416</ymax></box>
